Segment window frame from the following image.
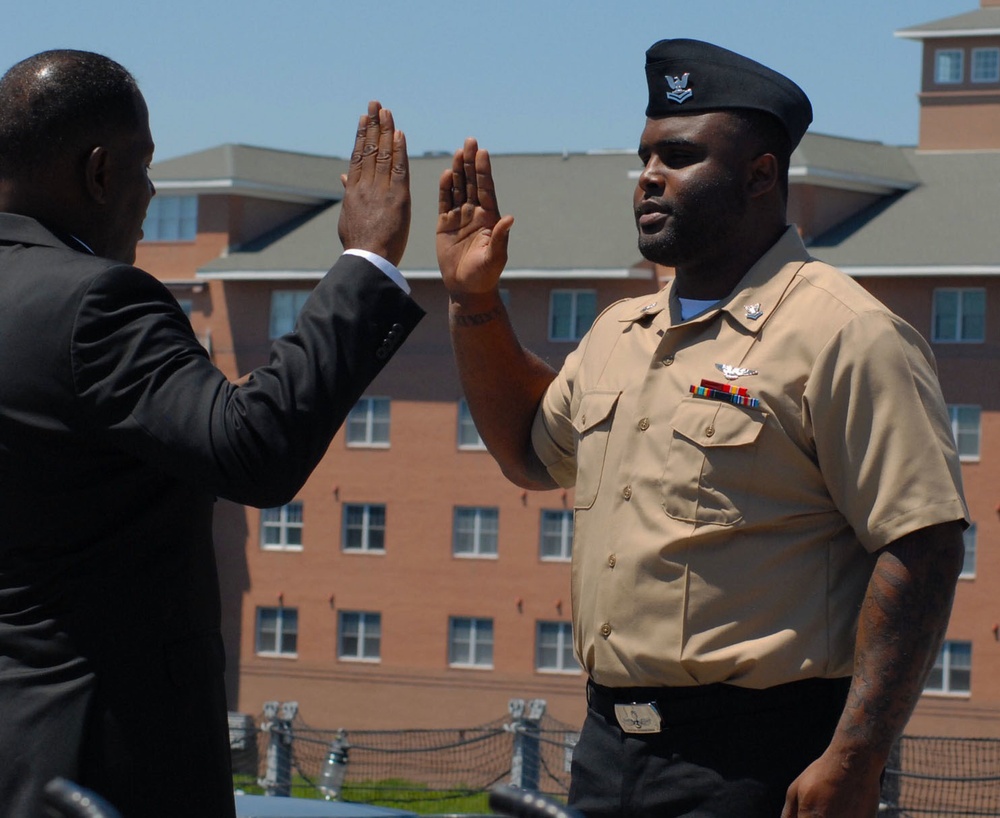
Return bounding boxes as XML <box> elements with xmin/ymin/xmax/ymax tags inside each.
<box><xmin>337</xmin><ymin>610</ymin><xmax>382</xmax><ymax>662</ymax></box>
<box><xmin>924</xmin><ymin>640</ymin><xmax>972</xmax><ymax>696</ymax></box>
<box><xmin>141</xmin><ymin>194</ymin><xmax>198</xmax><ymax>242</ymax></box>
<box><xmin>947</xmin><ymin>404</ymin><xmax>981</xmax><ymax>462</ymax></box>
<box><xmin>932</xmin><ymin>288</ymin><xmax>986</xmax><ymax>343</ymax></box>
<box><xmin>260</xmin><ymin>502</ymin><xmax>304</xmax><ymax>552</ymax></box>
<box><xmin>934</xmin><ymin>48</ymin><xmax>964</xmax><ymax>84</ymax></box>
<box><xmin>549</xmin><ymin>289</ymin><xmax>597</xmax><ymax>342</ymax></box>
<box><xmin>269</xmin><ymin>289</ymin><xmax>312</xmax><ymax>339</ymax></box>
<box><xmin>255</xmin><ymin>606</ymin><xmax>299</xmax><ymax>657</ymax></box>
<box><xmin>452</xmin><ymin>506</ymin><xmax>499</xmax><ymax>558</ymax></box>
<box><xmin>457</xmin><ymin>399</ymin><xmax>487</xmax><ymax>450</ymax></box>
<box><xmin>960</xmin><ymin>523</ymin><xmax>977</xmax><ymax>580</ymax></box>
<box><xmin>346</xmin><ymin>397</ymin><xmax>391</xmax><ymax>448</ymax></box>
<box><xmin>448</xmin><ymin>616</ymin><xmax>494</xmax><ymax>668</ymax></box>
<box><xmin>535</xmin><ymin>620</ymin><xmax>579</xmax><ymax>674</ymax></box>
<box><xmin>539</xmin><ymin>509</ymin><xmax>573</xmax><ymax>562</ymax></box>
<box><xmin>971</xmin><ymin>47</ymin><xmax>1000</xmax><ymax>83</ymax></box>
<box><xmin>342</xmin><ymin>503</ymin><xmax>387</xmax><ymax>554</ymax></box>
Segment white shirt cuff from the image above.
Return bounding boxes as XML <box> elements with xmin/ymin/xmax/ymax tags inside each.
<box><xmin>343</xmin><ymin>249</ymin><xmax>410</xmax><ymax>295</ymax></box>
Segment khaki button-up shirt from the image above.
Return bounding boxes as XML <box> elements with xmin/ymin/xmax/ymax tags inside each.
<box><xmin>532</xmin><ymin>227</ymin><xmax>968</xmax><ymax>689</ymax></box>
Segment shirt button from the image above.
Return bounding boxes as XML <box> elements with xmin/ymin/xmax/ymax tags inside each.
<box><xmin>638</xmin><ymin>417</ymin><xmax>650</xmax><ymax>431</ymax></box>
<box><xmin>663</xmin><ymin>355</ymin><xmax>675</xmax><ymax>366</ymax></box>
<box><xmin>608</xmin><ymin>554</ymin><xmax>617</xmax><ymax>569</ymax></box>
<box><xmin>622</xmin><ymin>485</ymin><xmax>632</xmax><ymax>500</ymax></box>
<box><xmin>705</xmin><ymin>426</ymin><xmax>715</xmax><ymax>438</ymax></box>
<box><xmin>600</xmin><ymin>623</ymin><xmax>612</xmax><ymax>638</ymax></box>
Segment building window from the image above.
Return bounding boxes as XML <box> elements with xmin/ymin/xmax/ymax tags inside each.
<box><xmin>934</xmin><ymin>49</ymin><xmax>964</xmax><ymax>84</ymax></box>
<box><xmin>453</xmin><ymin>507</ymin><xmax>499</xmax><ymax>557</ymax></box>
<box><xmin>550</xmin><ymin>290</ymin><xmax>597</xmax><ymax>342</ymax></box>
<box><xmin>947</xmin><ymin>405</ymin><xmax>981</xmax><ymax>461</ymax></box>
<box><xmin>141</xmin><ymin>195</ymin><xmax>197</xmax><ymax>242</ymax></box>
<box><xmin>972</xmin><ymin>47</ymin><xmax>1000</xmax><ymax>83</ymax></box>
<box><xmin>256</xmin><ymin>607</ymin><xmax>298</xmax><ymax>656</ymax></box>
<box><xmin>347</xmin><ymin>397</ymin><xmax>391</xmax><ymax>447</ymax></box>
<box><xmin>342</xmin><ymin>504</ymin><xmax>386</xmax><ymax>553</ymax></box>
<box><xmin>448</xmin><ymin>617</ymin><xmax>493</xmax><ymax>668</ymax></box>
<box><xmin>960</xmin><ymin>523</ymin><xmax>977</xmax><ymax>579</ymax></box>
<box><xmin>536</xmin><ymin>621</ymin><xmax>579</xmax><ymax>673</ymax></box>
<box><xmin>932</xmin><ymin>289</ymin><xmax>985</xmax><ymax>343</ymax></box>
<box><xmin>457</xmin><ymin>399</ymin><xmax>486</xmax><ymax>450</ymax></box>
<box><xmin>338</xmin><ymin>611</ymin><xmax>381</xmax><ymax>661</ymax></box>
<box><xmin>269</xmin><ymin>290</ymin><xmax>311</xmax><ymax>338</ymax></box>
<box><xmin>540</xmin><ymin>510</ymin><xmax>573</xmax><ymax>561</ymax></box>
<box><xmin>925</xmin><ymin>641</ymin><xmax>971</xmax><ymax>695</ymax></box>
<box><xmin>261</xmin><ymin>502</ymin><xmax>304</xmax><ymax>551</ymax></box>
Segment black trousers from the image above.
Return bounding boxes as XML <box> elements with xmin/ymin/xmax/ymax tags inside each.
<box><xmin>568</xmin><ymin>677</ymin><xmax>851</xmax><ymax>818</ymax></box>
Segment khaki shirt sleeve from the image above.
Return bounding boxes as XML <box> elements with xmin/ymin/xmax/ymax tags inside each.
<box><xmin>531</xmin><ymin>345</ymin><xmax>583</xmax><ymax>489</ymax></box>
<box><xmin>803</xmin><ymin>309</ymin><xmax>968</xmax><ymax>551</ymax></box>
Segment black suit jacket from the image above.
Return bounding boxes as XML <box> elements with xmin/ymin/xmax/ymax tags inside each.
<box><xmin>0</xmin><ymin>213</ymin><xmax>424</xmax><ymax>817</ymax></box>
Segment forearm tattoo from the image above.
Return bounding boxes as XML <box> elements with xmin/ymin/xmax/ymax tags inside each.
<box><xmin>452</xmin><ymin>304</ymin><xmax>504</xmax><ymax>327</ymax></box>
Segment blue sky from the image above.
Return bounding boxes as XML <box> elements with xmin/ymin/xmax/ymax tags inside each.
<box><xmin>1</xmin><ymin>1</ymin><xmax>975</xmax><ymax>161</ymax></box>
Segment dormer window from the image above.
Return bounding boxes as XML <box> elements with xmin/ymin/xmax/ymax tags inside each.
<box><xmin>934</xmin><ymin>49</ymin><xmax>964</xmax><ymax>84</ymax></box>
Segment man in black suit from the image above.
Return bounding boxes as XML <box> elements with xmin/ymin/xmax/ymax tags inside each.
<box><xmin>0</xmin><ymin>50</ymin><xmax>423</xmax><ymax>817</ymax></box>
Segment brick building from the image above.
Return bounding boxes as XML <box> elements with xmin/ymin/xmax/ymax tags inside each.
<box><xmin>138</xmin><ymin>2</ymin><xmax>999</xmax><ymax>735</ymax></box>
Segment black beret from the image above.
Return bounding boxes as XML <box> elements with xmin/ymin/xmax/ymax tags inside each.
<box><xmin>644</xmin><ymin>39</ymin><xmax>812</xmax><ymax>148</ymax></box>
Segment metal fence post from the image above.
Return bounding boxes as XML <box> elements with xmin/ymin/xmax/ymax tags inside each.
<box><xmin>508</xmin><ymin>698</ymin><xmax>546</xmax><ymax>791</ymax></box>
<box><xmin>259</xmin><ymin>700</ymin><xmax>298</xmax><ymax>797</ymax></box>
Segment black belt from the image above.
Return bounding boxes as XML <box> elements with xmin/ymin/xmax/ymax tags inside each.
<box><xmin>587</xmin><ymin>676</ymin><xmax>851</xmax><ymax>731</ymax></box>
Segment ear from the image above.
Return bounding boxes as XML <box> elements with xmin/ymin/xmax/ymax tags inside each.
<box><xmin>747</xmin><ymin>152</ymin><xmax>778</xmax><ymax>199</ymax></box>
<box><xmin>83</xmin><ymin>146</ymin><xmax>112</xmax><ymax>204</ymax></box>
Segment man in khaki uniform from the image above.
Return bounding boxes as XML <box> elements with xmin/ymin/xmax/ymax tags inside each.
<box><xmin>436</xmin><ymin>39</ymin><xmax>967</xmax><ymax>818</ymax></box>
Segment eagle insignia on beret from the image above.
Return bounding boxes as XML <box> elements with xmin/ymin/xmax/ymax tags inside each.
<box><xmin>665</xmin><ymin>73</ymin><xmax>693</xmax><ymax>104</ymax></box>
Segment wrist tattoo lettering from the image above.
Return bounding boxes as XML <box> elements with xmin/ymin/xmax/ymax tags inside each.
<box><xmin>453</xmin><ymin>305</ymin><xmax>503</xmax><ymax>328</ymax></box>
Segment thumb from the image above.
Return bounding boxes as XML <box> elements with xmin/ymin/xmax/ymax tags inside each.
<box><xmin>487</xmin><ymin>215</ymin><xmax>514</xmax><ymax>260</ymax></box>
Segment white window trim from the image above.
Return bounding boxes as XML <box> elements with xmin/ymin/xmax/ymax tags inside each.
<box><xmin>453</xmin><ymin>507</ymin><xmax>499</xmax><ymax>559</ymax></box>
<box><xmin>535</xmin><ymin>621</ymin><xmax>580</xmax><ymax>675</ymax></box>
<box><xmin>260</xmin><ymin>502</ymin><xmax>304</xmax><ymax>552</ymax></box>
<box><xmin>924</xmin><ymin>640</ymin><xmax>972</xmax><ymax>697</ymax></box>
<box><xmin>448</xmin><ymin>617</ymin><xmax>494</xmax><ymax>669</ymax></box>
<box><xmin>934</xmin><ymin>48</ymin><xmax>964</xmax><ymax>84</ymax></box>
<box><xmin>959</xmin><ymin>523</ymin><xmax>977</xmax><ymax>580</ymax></box>
<box><xmin>948</xmin><ymin>404</ymin><xmax>981</xmax><ymax>463</ymax></box>
<box><xmin>932</xmin><ymin>288</ymin><xmax>986</xmax><ymax>344</ymax></box>
<box><xmin>457</xmin><ymin>399</ymin><xmax>487</xmax><ymax>451</ymax></box>
<box><xmin>549</xmin><ymin>289</ymin><xmax>597</xmax><ymax>343</ymax></box>
<box><xmin>338</xmin><ymin>611</ymin><xmax>382</xmax><ymax>663</ymax></box>
<box><xmin>346</xmin><ymin>397</ymin><xmax>391</xmax><ymax>449</ymax></box>
<box><xmin>255</xmin><ymin>606</ymin><xmax>298</xmax><ymax>658</ymax></box>
<box><xmin>342</xmin><ymin>503</ymin><xmax>387</xmax><ymax>554</ymax></box>
<box><xmin>971</xmin><ymin>47</ymin><xmax>1000</xmax><ymax>83</ymax></box>
<box><xmin>539</xmin><ymin>509</ymin><xmax>573</xmax><ymax>562</ymax></box>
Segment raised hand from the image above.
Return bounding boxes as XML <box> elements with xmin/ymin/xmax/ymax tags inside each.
<box><xmin>436</xmin><ymin>137</ymin><xmax>514</xmax><ymax>297</ymax></box>
<box><xmin>338</xmin><ymin>100</ymin><xmax>410</xmax><ymax>267</ymax></box>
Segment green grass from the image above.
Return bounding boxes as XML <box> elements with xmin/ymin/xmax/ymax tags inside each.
<box><xmin>233</xmin><ymin>774</ymin><xmax>492</xmax><ymax>814</ymax></box>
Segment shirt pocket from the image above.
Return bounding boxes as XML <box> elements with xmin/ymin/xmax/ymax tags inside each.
<box><xmin>661</xmin><ymin>399</ymin><xmax>766</xmax><ymax>526</ymax></box>
<box><xmin>572</xmin><ymin>390</ymin><xmax>622</xmax><ymax>510</ymax></box>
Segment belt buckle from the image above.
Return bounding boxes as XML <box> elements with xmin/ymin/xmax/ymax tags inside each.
<box><xmin>614</xmin><ymin>701</ymin><xmax>662</xmax><ymax>734</ymax></box>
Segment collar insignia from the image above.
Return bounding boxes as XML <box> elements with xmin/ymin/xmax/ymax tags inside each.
<box><xmin>716</xmin><ymin>363</ymin><xmax>758</xmax><ymax>381</ymax></box>
<box><xmin>665</xmin><ymin>73</ymin><xmax>693</xmax><ymax>104</ymax></box>
<box><xmin>744</xmin><ymin>303</ymin><xmax>763</xmax><ymax>320</ymax></box>
<box><xmin>640</xmin><ymin>301</ymin><xmax>658</xmax><ymax>313</ymax></box>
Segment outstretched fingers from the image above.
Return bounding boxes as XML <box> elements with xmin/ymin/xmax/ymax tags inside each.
<box><xmin>347</xmin><ymin>100</ymin><xmax>383</xmax><ymax>186</ymax></box>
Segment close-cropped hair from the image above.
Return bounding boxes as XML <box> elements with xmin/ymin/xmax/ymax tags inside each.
<box><xmin>726</xmin><ymin>108</ymin><xmax>793</xmax><ymax>201</ymax></box>
<box><xmin>0</xmin><ymin>50</ymin><xmax>141</xmax><ymax>179</ymax></box>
